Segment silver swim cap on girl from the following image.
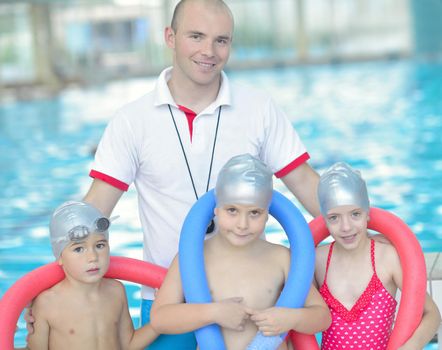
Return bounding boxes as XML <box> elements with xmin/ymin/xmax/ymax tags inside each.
<box><xmin>318</xmin><ymin>162</ymin><xmax>370</xmax><ymax>216</ymax></box>
<box><xmin>215</xmin><ymin>154</ymin><xmax>273</xmax><ymax>208</ymax></box>
<box><xmin>50</xmin><ymin>201</ymin><xmax>110</xmax><ymax>258</ymax></box>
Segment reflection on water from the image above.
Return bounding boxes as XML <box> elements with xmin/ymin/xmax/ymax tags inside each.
<box><xmin>1</xmin><ymin>60</ymin><xmax>441</xmax><ymax>346</ymax></box>
<box><xmin>230</xmin><ymin>60</ymin><xmax>442</xmax><ymax>251</ymax></box>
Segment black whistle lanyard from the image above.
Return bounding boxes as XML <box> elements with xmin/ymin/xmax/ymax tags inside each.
<box><xmin>168</xmin><ymin>105</ymin><xmax>222</xmax><ymax>233</ymax></box>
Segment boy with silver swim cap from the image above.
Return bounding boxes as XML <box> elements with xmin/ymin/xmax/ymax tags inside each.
<box><xmin>318</xmin><ymin>162</ymin><xmax>369</xmax><ymax>216</ymax></box>
<box><xmin>25</xmin><ymin>200</ymin><xmax>159</xmax><ymax>348</ymax></box>
<box><xmin>50</xmin><ymin>201</ymin><xmax>110</xmax><ymax>259</ymax></box>
<box><xmin>215</xmin><ymin>153</ymin><xmax>273</xmax><ymax>209</ymax></box>
<box><xmin>151</xmin><ymin>154</ymin><xmax>330</xmax><ymax>350</ymax></box>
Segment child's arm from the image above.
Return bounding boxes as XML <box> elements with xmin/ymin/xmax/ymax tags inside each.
<box><xmin>117</xmin><ymin>282</ymin><xmax>158</xmax><ymax>350</ymax></box>
<box><xmin>250</xmin><ymin>284</ymin><xmax>331</xmax><ymax>336</ymax></box>
<box><xmin>150</xmin><ymin>255</ymin><xmax>251</xmax><ymax>333</ymax></box>
<box><xmin>398</xmin><ymin>293</ymin><xmax>441</xmax><ymax>350</ymax></box>
<box><xmin>25</xmin><ymin>294</ymin><xmax>51</xmax><ymax>350</ymax></box>
<box><xmin>387</xmin><ymin>247</ymin><xmax>441</xmax><ymax>349</ymax></box>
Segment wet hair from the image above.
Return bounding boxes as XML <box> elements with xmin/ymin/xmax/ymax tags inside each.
<box><xmin>171</xmin><ymin>0</ymin><xmax>234</xmax><ymax>32</ymax></box>
<box><xmin>318</xmin><ymin>162</ymin><xmax>370</xmax><ymax>216</ymax></box>
<box><xmin>215</xmin><ymin>154</ymin><xmax>273</xmax><ymax>209</ymax></box>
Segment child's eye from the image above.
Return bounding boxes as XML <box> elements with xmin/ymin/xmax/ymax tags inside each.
<box><xmin>250</xmin><ymin>210</ymin><xmax>261</xmax><ymax>217</ymax></box>
<box><xmin>73</xmin><ymin>246</ymin><xmax>84</xmax><ymax>253</ymax></box>
<box><xmin>96</xmin><ymin>242</ymin><xmax>107</xmax><ymax>249</ymax></box>
<box><xmin>226</xmin><ymin>207</ymin><xmax>237</xmax><ymax>214</ymax></box>
<box><xmin>352</xmin><ymin>211</ymin><xmax>362</xmax><ymax>218</ymax></box>
<box><xmin>327</xmin><ymin>215</ymin><xmax>338</xmax><ymax>222</ymax></box>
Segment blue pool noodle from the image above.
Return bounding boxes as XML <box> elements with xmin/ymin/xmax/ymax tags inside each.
<box><xmin>179</xmin><ymin>189</ymin><xmax>315</xmax><ymax>350</ymax></box>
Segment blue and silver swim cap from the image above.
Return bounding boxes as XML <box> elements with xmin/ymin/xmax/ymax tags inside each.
<box><xmin>215</xmin><ymin>154</ymin><xmax>273</xmax><ymax>209</ymax></box>
<box><xmin>50</xmin><ymin>201</ymin><xmax>110</xmax><ymax>258</ymax></box>
<box><xmin>318</xmin><ymin>162</ymin><xmax>370</xmax><ymax>216</ymax></box>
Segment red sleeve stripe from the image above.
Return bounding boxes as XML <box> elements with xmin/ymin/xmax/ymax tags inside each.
<box><xmin>274</xmin><ymin>152</ymin><xmax>310</xmax><ymax>178</ymax></box>
<box><xmin>89</xmin><ymin>170</ymin><xmax>129</xmax><ymax>191</ymax></box>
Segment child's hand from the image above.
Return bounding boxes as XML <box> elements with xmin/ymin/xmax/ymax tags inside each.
<box><xmin>215</xmin><ymin>297</ymin><xmax>253</xmax><ymax>331</ymax></box>
<box><xmin>250</xmin><ymin>307</ymin><xmax>294</xmax><ymax>336</ymax></box>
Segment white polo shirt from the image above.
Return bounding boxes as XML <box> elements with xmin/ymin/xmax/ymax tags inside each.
<box><xmin>91</xmin><ymin>67</ymin><xmax>310</xmax><ymax>299</ymax></box>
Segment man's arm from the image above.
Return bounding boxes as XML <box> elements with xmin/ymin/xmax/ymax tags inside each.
<box><xmin>83</xmin><ymin>178</ymin><xmax>124</xmax><ymax>217</ymax></box>
<box><xmin>280</xmin><ymin>162</ymin><xmax>320</xmax><ymax>217</ymax></box>
<box><xmin>26</xmin><ymin>295</ymin><xmax>51</xmax><ymax>350</ymax></box>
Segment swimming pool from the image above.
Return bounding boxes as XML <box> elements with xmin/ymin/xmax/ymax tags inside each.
<box><xmin>1</xmin><ymin>58</ymin><xmax>441</xmax><ymax>346</ymax></box>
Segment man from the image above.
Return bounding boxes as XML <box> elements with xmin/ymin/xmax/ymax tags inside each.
<box><xmin>42</xmin><ymin>0</ymin><xmax>320</xmax><ymax>348</ymax></box>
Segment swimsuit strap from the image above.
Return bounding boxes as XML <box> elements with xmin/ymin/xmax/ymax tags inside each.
<box><xmin>370</xmin><ymin>238</ymin><xmax>377</xmax><ymax>275</ymax></box>
<box><xmin>323</xmin><ymin>239</ymin><xmax>375</xmax><ymax>285</ymax></box>
<box><xmin>323</xmin><ymin>241</ymin><xmax>335</xmax><ymax>285</ymax></box>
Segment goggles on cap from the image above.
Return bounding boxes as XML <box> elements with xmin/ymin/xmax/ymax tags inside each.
<box><xmin>66</xmin><ymin>217</ymin><xmax>110</xmax><ymax>242</ymax></box>
<box><xmin>50</xmin><ymin>201</ymin><xmax>112</xmax><ymax>258</ymax></box>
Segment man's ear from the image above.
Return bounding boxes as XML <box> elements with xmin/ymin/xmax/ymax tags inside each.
<box><xmin>164</xmin><ymin>26</ymin><xmax>176</xmax><ymax>49</ymax></box>
<box><xmin>214</xmin><ymin>207</ymin><xmax>219</xmax><ymax>216</ymax></box>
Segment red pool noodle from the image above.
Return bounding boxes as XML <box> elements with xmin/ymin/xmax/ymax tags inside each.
<box><xmin>0</xmin><ymin>209</ymin><xmax>426</xmax><ymax>349</ymax></box>
<box><xmin>0</xmin><ymin>256</ymin><xmax>167</xmax><ymax>349</ymax></box>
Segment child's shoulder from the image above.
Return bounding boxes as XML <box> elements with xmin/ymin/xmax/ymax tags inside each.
<box><xmin>101</xmin><ymin>278</ymin><xmax>127</xmax><ymax>297</ymax></box>
<box><xmin>373</xmin><ymin>238</ymin><xmax>397</xmax><ymax>254</ymax></box>
<box><xmin>32</xmin><ymin>283</ymin><xmax>64</xmax><ymax>316</ymax></box>
<box><xmin>262</xmin><ymin>239</ymin><xmax>290</xmax><ymax>254</ymax></box>
<box><xmin>315</xmin><ymin>242</ymin><xmax>332</xmax><ymax>261</ymax></box>
<box><xmin>260</xmin><ymin>240</ymin><xmax>290</xmax><ymax>265</ymax></box>
<box><xmin>373</xmin><ymin>239</ymin><xmax>400</xmax><ymax>264</ymax></box>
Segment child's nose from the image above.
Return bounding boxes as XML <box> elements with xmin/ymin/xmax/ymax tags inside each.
<box><xmin>340</xmin><ymin>216</ymin><xmax>351</xmax><ymax>231</ymax></box>
<box><xmin>87</xmin><ymin>248</ymin><xmax>98</xmax><ymax>262</ymax></box>
<box><xmin>237</xmin><ymin>213</ymin><xmax>249</xmax><ymax>229</ymax></box>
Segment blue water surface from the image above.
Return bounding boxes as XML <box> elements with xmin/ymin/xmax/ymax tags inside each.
<box><xmin>1</xmin><ymin>59</ymin><xmax>441</xmax><ymax>347</ymax></box>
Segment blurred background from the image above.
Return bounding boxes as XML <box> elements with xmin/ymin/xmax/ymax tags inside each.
<box><xmin>1</xmin><ymin>0</ymin><xmax>441</xmax><ymax>347</ymax></box>
<box><xmin>2</xmin><ymin>0</ymin><xmax>441</xmax><ymax>97</ymax></box>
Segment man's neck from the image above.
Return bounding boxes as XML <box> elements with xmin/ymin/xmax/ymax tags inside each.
<box><xmin>167</xmin><ymin>74</ymin><xmax>221</xmax><ymax>114</ymax></box>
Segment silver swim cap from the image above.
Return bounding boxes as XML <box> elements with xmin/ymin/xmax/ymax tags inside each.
<box><xmin>318</xmin><ymin>162</ymin><xmax>370</xmax><ymax>216</ymax></box>
<box><xmin>215</xmin><ymin>154</ymin><xmax>273</xmax><ymax>208</ymax></box>
<box><xmin>50</xmin><ymin>201</ymin><xmax>110</xmax><ymax>259</ymax></box>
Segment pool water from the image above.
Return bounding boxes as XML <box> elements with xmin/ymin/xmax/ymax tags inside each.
<box><xmin>1</xmin><ymin>59</ymin><xmax>441</xmax><ymax>346</ymax></box>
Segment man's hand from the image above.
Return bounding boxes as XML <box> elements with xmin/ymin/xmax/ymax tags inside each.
<box><xmin>24</xmin><ymin>302</ymin><xmax>35</xmax><ymax>335</ymax></box>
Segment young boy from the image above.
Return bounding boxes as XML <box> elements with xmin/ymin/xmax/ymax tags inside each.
<box><xmin>150</xmin><ymin>154</ymin><xmax>331</xmax><ymax>350</ymax></box>
<box><xmin>314</xmin><ymin>162</ymin><xmax>441</xmax><ymax>350</ymax></box>
<box><xmin>26</xmin><ymin>201</ymin><xmax>158</xmax><ymax>350</ymax></box>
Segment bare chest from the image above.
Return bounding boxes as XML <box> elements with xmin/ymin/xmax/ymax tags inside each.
<box><xmin>205</xmin><ymin>257</ymin><xmax>285</xmax><ymax>309</ymax></box>
<box><xmin>47</xmin><ymin>298</ymin><xmax>123</xmax><ymax>350</ymax></box>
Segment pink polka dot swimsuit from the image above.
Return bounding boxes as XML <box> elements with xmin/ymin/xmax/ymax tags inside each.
<box><xmin>319</xmin><ymin>240</ymin><xmax>397</xmax><ymax>350</ymax></box>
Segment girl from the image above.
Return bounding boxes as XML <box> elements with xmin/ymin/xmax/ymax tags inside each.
<box><xmin>314</xmin><ymin>162</ymin><xmax>440</xmax><ymax>350</ymax></box>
